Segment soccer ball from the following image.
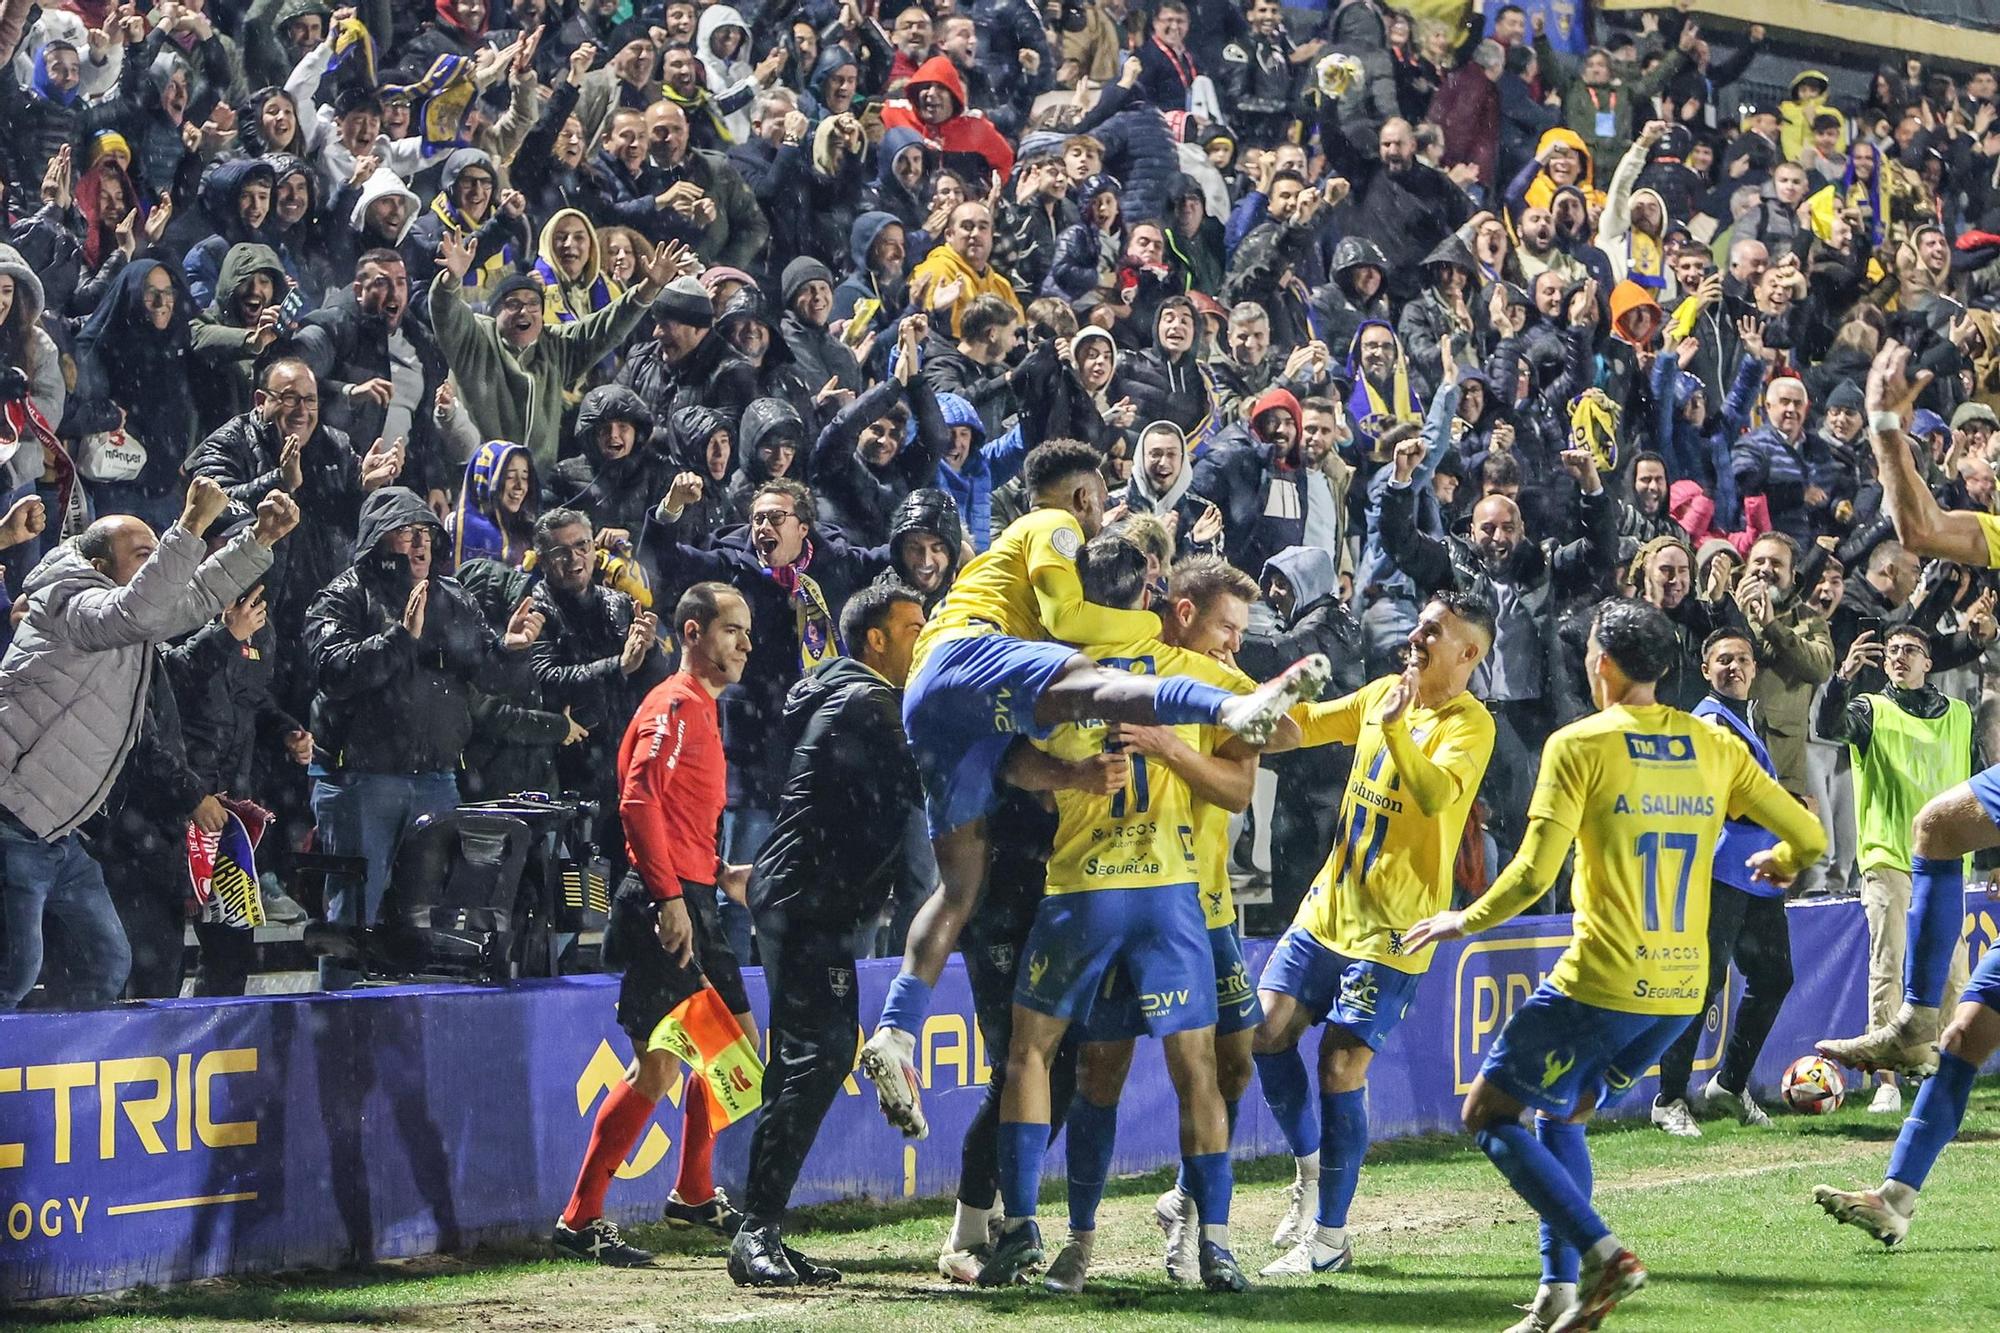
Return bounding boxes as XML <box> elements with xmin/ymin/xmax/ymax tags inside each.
<box><xmin>1781</xmin><ymin>1056</ymin><xmax>1846</xmax><ymax>1115</ymax></box>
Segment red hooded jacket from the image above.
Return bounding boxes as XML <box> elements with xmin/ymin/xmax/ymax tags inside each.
<box><xmin>881</xmin><ymin>56</ymin><xmax>1015</xmax><ymax>184</ymax></box>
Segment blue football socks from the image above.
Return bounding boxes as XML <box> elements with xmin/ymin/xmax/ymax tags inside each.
<box><xmin>1319</xmin><ymin>1088</ymin><xmax>1368</xmax><ymax>1229</ymax></box>
<box><xmin>1904</xmin><ymin>855</ymin><xmax>1963</xmax><ymax>1008</ymax></box>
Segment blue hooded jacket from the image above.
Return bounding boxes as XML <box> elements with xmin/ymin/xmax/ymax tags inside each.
<box><xmin>451</xmin><ymin>440</ymin><xmax>539</xmax><ymax>567</ymax></box>
<box><xmin>927</xmin><ymin>391</ymin><xmax>1027</xmax><ymax>552</ymax></box>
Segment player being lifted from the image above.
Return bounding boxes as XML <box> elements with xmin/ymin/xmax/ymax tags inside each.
<box><xmin>1403</xmin><ymin>600</ymin><xmax>1825</xmax><ymax>1332</ymax></box>
<box><xmin>1035</xmin><ymin>552</ymin><xmax>1273</xmax><ymax>1291</ymax></box>
<box><xmin>1250</xmin><ymin>591</ymin><xmax>1497</xmax><ymax>1278</ymax></box>
<box><xmin>858</xmin><ymin>440</ymin><xmax>1332</xmax><ymax>1139</ymax></box>
<box><xmin>1813</xmin><ymin>343</ymin><xmax>2000</xmax><ymax>1245</ymax></box>
<box><xmin>977</xmin><ymin>532</ymin><xmax>1269</xmax><ymax>1294</ymax></box>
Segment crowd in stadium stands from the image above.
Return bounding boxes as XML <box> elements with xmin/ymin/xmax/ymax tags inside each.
<box><xmin>2</xmin><ymin>0</ymin><xmax>1999</xmax><ymax>1010</ymax></box>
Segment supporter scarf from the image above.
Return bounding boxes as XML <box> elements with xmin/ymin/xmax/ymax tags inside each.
<box><xmin>764</xmin><ymin>539</ymin><xmax>840</xmax><ymax>673</ymax></box>
<box><xmin>384</xmin><ymin>55</ymin><xmax>477</xmax><ymax>158</ymax></box>
<box><xmin>663</xmin><ymin>82</ymin><xmax>733</xmax><ymax>145</ymax></box>
<box><xmin>430</xmin><ymin>192</ymin><xmax>510</xmax><ymax>287</ymax></box>
<box><xmin>326</xmin><ymin>12</ymin><xmax>377</xmax><ymax>88</ymax></box>
<box><xmin>0</xmin><ymin>397</ymin><xmax>89</xmax><ymax>539</ymax></box>
<box><xmin>1347</xmin><ymin>363</ymin><xmax>1422</xmax><ymax>456</ymax></box>
<box><xmin>1626</xmin><ymin>229</ymin><xmax>1663</xmax><ymax>290</ymax></box>
<box><xmin>531</xmin><ymin>256</ymin><xmax>615</xmax><ymax>323</ymax></box>
<box><xmin>186</xmin><ymin>798</ymin><xmax>272</xmax><ymax>928</ymax></box>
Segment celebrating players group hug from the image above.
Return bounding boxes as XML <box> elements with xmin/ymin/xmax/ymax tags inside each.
<box><xmin>553</xmin><ymin>356</ymin><xmax>2000</xmax><ymax>1330</ymax></box>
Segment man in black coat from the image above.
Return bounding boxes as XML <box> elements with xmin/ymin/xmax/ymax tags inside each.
<box><xmin>616</xmin><ymin>277</ymin><xmax>760</xmax><ymax>440</ymax></box>
<box><xmin>303</xmin><ymin>487</ymin><xmax>546</xmax><ymax>988</ymax></box>
<box><xmin>731</xmin><ymin>582</ymin><xmax>926</xmax><ymax>1287</ymax></box>
<box><xmin>1318</xmin><ymin>112</ymin><xmax>1473</xmax><ymax>306</ymax></box>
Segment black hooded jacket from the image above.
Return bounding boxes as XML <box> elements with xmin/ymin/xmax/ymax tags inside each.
<box><xmin>746</xmin><ymin>655</ymin><xmax>923</xmax><ymax>928</ymax></box>
<box><xmin>811</xmin><ymin>376</ymin><xmax>949</xmax><ymax>546</ymax></box>
<box><xmin>886</xmin><ymin>487</ymin><xmax>966</xmax><ymax>610</ymax></box>
<box><xmin>304</xmin><ymin>487</ymin><xmax>537</xmax><ymax>774</ymax></box>
<box><xmin>548</xmin><ymin>384</ymin><xmax>676</xmax><ymax>536</ymax></box>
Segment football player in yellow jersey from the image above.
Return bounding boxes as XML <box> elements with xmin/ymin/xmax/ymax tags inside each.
<box><xmin>1811</xmin><ymin>343</ymin><xmax>2000</xmax><ymax>1249</ymax></box>
<box><xmin>1404</xmin><ymin>600</ymin><xmax>1825</xmax><ymax>1332</ymax></box>
<box><xmin>1249</xmin><ymin>591</ymin><xmax>1497</xmax><ymax>1280</ymax></box>
<box><xmin>1041</xmin><ymin>556</ymin><xmax>1271</xmax><ymax>1292</ymax></box>
<box><xmin>981</xmin><ymin>532</ymin><xmax>1265</xmax><ymax>1295</ymax></box>
<box><xmin>863</xmin><ymin>441</ymin><xmax>1332</xmax><ymax>1141</ymax></box>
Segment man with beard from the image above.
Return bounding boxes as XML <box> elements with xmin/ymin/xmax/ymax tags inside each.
<box><xmin>833</xmin><ymin>211</ymin><xmax>911</xmax><ymax>336</ymax></box>
<box><xmin>525</xmin><ymin>508</ymin><xmax>668</xmax><ymax>880</ymax></box>
<box><xmin>1223</xmin><ymin>173</ymin><xmax>1332</xmax><ymax>349</ymax></box>
<box><xmin>300</xmin><ymin>249</ymin><xmax>458</xmax><ymax>507</ymax></box>
<box><xmin>304</xmin><ymin>486</ymin><xmax>546</xmax><ymax>990</ymax></box>
<box><xmin>1615</xmin><ymin>451</ymin><xmax>1679</xmax><ymax>549</ymax></box>
<box><xmin>1115</xmin><ymin>296</ymin><xmax>1215</xmax><ymax>436</ymax></box>
<box><xmin>1513</xmin><ymin>202</ymin><xmax>1584</xmax><ymax>284</ymax></box>
<box><xmin>189</xmin><ymin>242</ymin><xmax>293</xmax><ymax>433</ymax></box>
<box><xmin>1721</xmin><ymin>532</ymin><xmax>1834</xmax><ymax>798</ymax></box>
<box><xmin>1344</xmin><ymin>319</ymin><xmax>1428</xmax><ymax>461</ymax></box>
<box><xmin>1194</xmin><ymin>388</ymin><xmax>1331</xmax><ymax>578</ymax></box>
<box><xmin>1318</xmin><ymin>115</ymin><xmax>1472</xmax><ymax>306</ymax></box>
<box><xmin>1115</xmin><ymin>421</ymin><xmax>1224</xmax><ymax>560</ymax></box>
<box><xmin>1380</xmin><ymin>439</ymin><xmax>1615</xmax><ymax>851</ymax></box>
<box><xmin>1628</xmin><ymin>535</ymin><xmax>1713</xmax><ymax>710</ymax></box>
<box><xmin>882</xmin><ymin>55</ymin><xmax>1015</xmax><ymax>189</ymax></box>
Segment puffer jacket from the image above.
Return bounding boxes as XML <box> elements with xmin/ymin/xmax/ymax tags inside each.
<box><xmin>548</xmin><ymin>384</ymin><xmax>676</xmax><ymax>536</ymax></box>
<box><xmin>305</xmin><ymin>487</ymin><xmax>536</xmax><ymax>774</ymax></box>
<box><xmin>932</xmin><ymin>391</ymin><xmax>1029</xmax><ymax>552</ymax></box>
<box><xmin>0</xmin><ymin>524</ymin><xmax>274</xmax><ymax>839</ymax></box>
<box><xmin>886</xmin><ymin>487</ymin><xmax>965</xmax><ymax>609</ymax></box>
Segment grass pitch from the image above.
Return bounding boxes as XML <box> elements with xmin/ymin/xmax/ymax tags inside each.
<box><xmin>19</xmin><ymin>1079</ymin><xmax>2000</xmax><ymax>1332</ymax></box>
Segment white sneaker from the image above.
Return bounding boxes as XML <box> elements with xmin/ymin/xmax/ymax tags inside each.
<box><xmin>1868</xmin><ymin>1082</ymin><xmax>1903</xmax><ymax>1115</ymax></box>
<box><xmin>1258</xmin><ymin>1237</ymin><xmax>1351</xmax><ymax>1277</ymax></box>
<box><xmin>1153</xmin><ymin>1186</ymin><xmax>1200</xmax><ymax>1284</ymax></box>
<box><xmin>1502</xmin><ymin>1289</ymin><xmax>1573</xmax><ymax>1333</ymax></box>
<box><xmin>1218</xmin><ymin>654</ymin><xmax>1333</xmax><ymax>744</ymax></box>
<box><xmin>1812</xmin><ymin>1184</ymin><xmax>1911</xmax><ymax>1247</ymax></box>
<box><xmin>1699</xmin><ymin>1076</ymin><xmax>1770</xmax><ymax>1127</ymax></box>
<box><xmin>1043</xmin><ymin>1235</ymin><xmax>1092</xmax><ymax>1294</ymax></box>
<box><xmin>1271</xmin><ymin>1171</ymin><xmax>1314</xmax><ymax>1249</ymax></box>
<box><xmin>858</xmin><ymin>1026</ymin><xmax>928</xmax><ymax>1139</ymax></box>
<box><xmin>1649</xmin><ymin>1097</ymin><xmax>1702</xmax><ymax>1138</ymax></box>
<box><xmin>1818</xmin><ymin>1002</ymin><xmax>1942</xmax><ymax>1078</ymax></box>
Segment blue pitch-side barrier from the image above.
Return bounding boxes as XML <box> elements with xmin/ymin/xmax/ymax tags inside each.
<box><xmin>1</xmin><ymin>895</ymin><xmax>1996</xmax><ymax>1301</ymax></box>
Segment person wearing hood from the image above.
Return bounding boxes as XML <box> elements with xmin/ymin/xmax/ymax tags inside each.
<box><xmin>1193</xmin><ymin>385</ymin><xmax>1336</xmax><ymax>578</ymax></box>
<box><xmin>403</xmin><ymin>146</ymin><xmax>529</xmax><ymax>307</ymax></box>
<box><xmin>882</xmin><ymin>55</ymin><xmax>1014</xmax><ymax>191</ymax></box>
<box><xmin>450</xmin><ymin>438</ymin><xmax>539</xmax><ymax>567</ymax></box>
<box><xmin>183</xmin><ymin>356</ymin><xmax>401</xmax><ymax>708</ymax></box>
<box><xmin>1114</xmin><ymin>293</ymin><xmax>1215</xmax><ymax>436</ymax></box>
<box><xmin>1344</xmin><ymin>317</ymin><xmax>1428</xmax><ymax>461</ymax></box>
<box><xmin>718</xmin><ymin>286</ymin><xmax>826</xmax><ymax>442</ymax></box>
<box><xmin>183</xmin><ymin>158</ymin><xmax>295</xmax><ymax>310</ymax></box>
<box><xmin>189</xmin><ymin>241</ymin><xmax>294</xmax><ymax>433</ymax></box>
<box><xmin>1116</xmin><ymin>419</ymin><xmax>1224</xmax><ymax>561</ymax></box>
<box><xmin>1596</xmin><ymin>120</ymin><xmax>1673</xmax><ymax>293</ymax></box>
<box><xmin>1306</xmin><ymin>234</ymin><xmax>1392</xmax><ymax>368</ymax></box>
<box><xmin>87</xmin><ymin>32</ymin><xmax>206</xmax><ymax>208</ymax></box>
<box><xmin>695</xmin><ymin>4</ymin><xmax>762</xmax><ymax>143</ymax></box>
<box><xmin>304</xmin><ymin>483</ymin><xmax>545</xmax><ymax>987</ymax></box>
<box><xmin>431</xmin><ymin>226</ymin><xmax>671</xmax><ymax>471</ymax></box>
<box><xmin>1222</xmin><ymin>169</ymin><xmax>1330</xmax><ymax>350</ymax></box>
<box><xmin>0</xmin><ymin>477</ymin><xmax>290</xmax><ymax>1012</ymax></box>
<box><xmin>813</xmin><ymin>315</ymin><xmax>949</xmax><ymax>546</ymax></box>
<box><xmin>927</xmin><ymin>385</ymin><xmax>1031</xmax><ymax>552</ymax></box>
<box><xmin>832</xmin><ymin>210</ymin><xmax>910</xmax><ymax>339</ymax></box>
<box><xmin>735</xmin><ymin>580</ymin><xmax>924</xmax><ymax>1287</ymax></box>
<box><xmin>1780</xmin><ymin>69</ymin><xmax>1845</xmax><ymax>165</ymax></box>
<box><xmin>548</xmin><ymin>384</ymin><xmax>670</xmax><ymax>540</ymax></box>
<box><xmin>1504</xmin><ymin>124</ymin><xmax>1600</xmax><ymax>215</ymax></box>
<box><xmin>1396</xmin><ymin>231</ymin><xmax>1481</xmax><ymax>390</ymax></box>
<box><xmin>68</xmin><ymin>259</ymin><xmax>201</xmax><ymax>527</ymax></box>
<box><xmin>3</xmin><ymin>39</ymin><xmax>88</xmax><ymax>188</ymax></box>
<box><xmin>885</xmin><ymin>485</ymin><xmax>964</xmax><ymax>609</ymax></box>
<box><xmin>0</xmin><ymin>245</ymin><xmax>65</xmax><ymax>447</ymax></box>
<box><xmin>727</xmin><ymin>396</ymin><xmax>814</xmax><ymax>522</ymax></box>
<box><xmin>533</xmin><ymin>205</ymin><xmax>621</xmax><ymax>330</ymax></box>
<box><xmin>648</xmin><ymin>402</ymin><xmax>738</xmax><ymax>548</ymax></box>
<box><xmin>863</xmin><ymin>126</ymin><xmax>937</xmax><ymax>236</ymax></box>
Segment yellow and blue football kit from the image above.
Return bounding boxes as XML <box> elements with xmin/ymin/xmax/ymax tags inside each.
<box><xmin>1259</xmin><ymin>676</ymin><xmax>1495</xmax><ymax>1049</ymax></box>
<box><xmin>1016</xmin><ymin>643</ymin><xmax>1249</xmax><ymax>1038</ymax></box>
<box><xmin>1468</xmin><ymin>703</ymin><xmax>1826</xmax><ymax>1114</ymax></box>
<box><xmin>902</xmin><ymin>508</ymin><xmax>1163</xmax><ymax>835</ymax></box>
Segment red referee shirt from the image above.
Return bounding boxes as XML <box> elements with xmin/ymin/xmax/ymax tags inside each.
<box><xmin>617</xmin><ymin>671</ymin><xmax>726</xmax><ymax>900</ymax></box>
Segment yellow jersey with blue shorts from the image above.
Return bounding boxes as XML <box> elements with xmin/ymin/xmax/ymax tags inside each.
<box><xmin>901</xmin><ymin>508</ymin><xmax>1161</xmax><ymax>835</ymax></box>
<box><xmin>1017</xmin><ymin>641</ymin><xmax>1248</xmax><ymax>1038</ymax></box>
<box><xmin>1257</xmin><ymin>677</ymin><xmax>1494</xmax><ymax>1050</ymax></box>
<box><xmin>1467</xmin><ymin>703</ymin><xmax>1826</xmax><ymax>1114</ymax></box>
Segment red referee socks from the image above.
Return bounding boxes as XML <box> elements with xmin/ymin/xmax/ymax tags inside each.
<box><xmin>562</xmin><ymin>1080</ymin><xmax>658</xmax><ymax>1228</ymax></box>
<box><xmin>675</xmin><ymin>1077</ymin><xmax>717</xmax><ymax>1204</ymax></box>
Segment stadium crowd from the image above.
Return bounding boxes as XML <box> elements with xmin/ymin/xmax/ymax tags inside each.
<box><xmin>0</xmin><ymin>0</ymin><xmax>1996</xmax><ymax>1039</ymax></box>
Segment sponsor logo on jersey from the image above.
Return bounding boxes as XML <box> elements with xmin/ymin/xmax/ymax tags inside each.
<box><xmin>1623</xmin><ymin>732</ymin><xmax>1696</xmax><ymax>765</ymax></box>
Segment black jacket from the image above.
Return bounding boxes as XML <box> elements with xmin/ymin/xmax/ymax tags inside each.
<box><xmin>296</xmin><ymin>291</ymin><xmax>455</xmax><ymax>495</ymax></box>
<box><xmin>529</xmin><ymin>578</ymin><xmax>669</xmax><ymax>797</ymax></box>
<box><xmin>618</xmin><ymin>330</ymin><xmax>760</xmax><ymax>440</ymax></box>
<box><xmin>811</xmin><ymin>377</ymin><xmax>947</xmax><ymax>546</ymax></box>
<box><xmin>305</xmin><ymin>487</ymin><xmax>536</xmax><ymax>774</ymax></box>
<box><xmin>163</xmin><ymin>619</ymin><xmax>303</xmax><ymax>794</ymax></box>
<box><xmin>747</xmin><ymin>656</ymin><xmax>922</xmax><ymax>928</ymax></box>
